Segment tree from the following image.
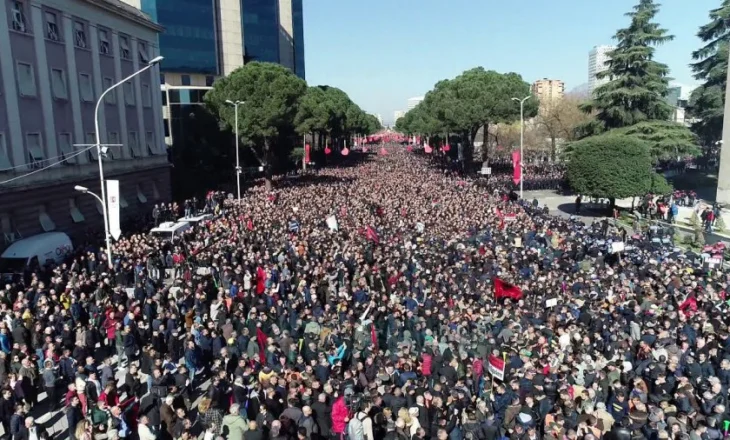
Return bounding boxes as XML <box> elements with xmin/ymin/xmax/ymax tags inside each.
<box><xmin>205</xmin><ymin>62</ymin><xmax>307</xmax><ymax>190</ymax></box>
<box><xmin>687</xmin><ymin>1</ymin><xmax>730</xmax><ymax>147</ymax></box>
<box><xmin>566</xmin><ymin>134</ymin><xmax>667</xmax><ymax>200</ymax></box>
<box><xmin>611</xmin><ymin>120</ymin><xmax>699</xmax><ymax>160</ymax></box>
<box><xmin>579</xmin><ymin>0</ymin><xmax>697</xmax><ymax>160</ymax></box>
<box><xmin>536</xmin><ymin>97</ymin><xmax>593</xmax><ymax>160</ymax></box>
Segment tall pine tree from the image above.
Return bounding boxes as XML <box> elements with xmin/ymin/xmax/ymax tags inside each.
<box><xmin>579</xmin><ymin>0</ymin><xmax>698</xmax><ymax>159</ymax></box>
<box><xmin>687</xmin><ymin>1</ymin><xmax>730</xmax><ymax>147</ymax></box>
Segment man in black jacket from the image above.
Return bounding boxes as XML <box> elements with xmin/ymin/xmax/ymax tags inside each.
<box><xmin>66</xmin><ymin>396</ymin><xmax>83</xmax><ymax>440</ymax></box>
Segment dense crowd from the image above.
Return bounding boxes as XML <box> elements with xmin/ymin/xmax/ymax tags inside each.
<box><xmin>1</xmin><ymin>147</ymin><xmax>728</xmax><ymax>440</ymax></box>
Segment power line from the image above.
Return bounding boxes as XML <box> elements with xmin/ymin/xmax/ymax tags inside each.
<box><xmin>0</xmin><ymin>148</ymin><xmax>93</xmax><ymax>171</ymax></box>
<box><xmin>0</xmin><ymin>145</ymin><xmax>97</xmax><ymax>185</ymax></box>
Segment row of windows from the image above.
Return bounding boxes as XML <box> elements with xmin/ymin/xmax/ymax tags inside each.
<box><xmin>15</xmin><ymin>61</ymin><xmax>153</xmax><ymax>107</ymax></box>
<box><xmin>9</xmin><ymin>0</ymin><xmax>151</xmax><ymax>62</ymax></box>
<box><xmin>1</xmin><ymin>182</ymin><xmax>160</xmax><ymax>237</ymax></box>
<box><xmin>0</xmin><ymin>130</ymin><xmax>159</xmax><ymax>171</ymax></box>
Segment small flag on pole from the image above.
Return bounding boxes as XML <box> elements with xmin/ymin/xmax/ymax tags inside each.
<box><xmin>488</xmin><ymin>354</ymin><xmax>505</xmax><ymax>381</ymax></box>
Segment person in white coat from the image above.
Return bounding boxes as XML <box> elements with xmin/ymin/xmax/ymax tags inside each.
<box><xmin>138</xmin><ymin>415</ymin><xmax>157</xmax><ymax>440</ymax></box>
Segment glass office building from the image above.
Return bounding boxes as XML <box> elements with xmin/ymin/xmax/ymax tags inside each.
<box><xmin>241</xmin><ymin>0</ymin><xmax>281</xmax><ymax>64</ymax></box>
<box><xmin>292</xmin><ymin>0</ymin><xmax>305</xmax><ymax>79</ymax></box>
<box><xmin>140</xmin><ymin>0</ymin><xmax>218</xmax><ymax>74</ymax></box>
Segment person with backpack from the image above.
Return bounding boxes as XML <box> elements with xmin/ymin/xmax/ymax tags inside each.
<box><xmin>347</xmin><ymin>400</ymin><xmax>373</xmax><ymax>440</ymax></box>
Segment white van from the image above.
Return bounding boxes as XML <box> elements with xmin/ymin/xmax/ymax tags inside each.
<box><xmin>149</xmin><ymin>221</ymin><xmax>192</xmax><ymax>242</ymax></box>
<box><xmin>0</xmin><ymin>232</ymin><xmax>73</xmax><ymax>279</ymax></box>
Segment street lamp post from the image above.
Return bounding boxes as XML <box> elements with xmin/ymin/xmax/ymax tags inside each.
<box><xmin>225</xmin><ymin>100</ymin><xmax>244</xmax><ymax>204</ymax></box>
<box><xmin>512</xmin><ymin>95</ymin><xmax>531</xmax><ymax>199</ymax></box>
<box><xmin>93</xmin><ymin>56</ymin><xmax>163</xmax><ymax>268</ymax></box>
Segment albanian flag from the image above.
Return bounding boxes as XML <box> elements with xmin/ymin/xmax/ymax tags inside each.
<box><xmin>494</xmin><ymin>278</ymin><xmax>523</xmax><ymax>301</ymax></box>
<box><xmin>256</xmin><ymin>327</ymin><xmax>268</xmax><ymax>364</ymax></box>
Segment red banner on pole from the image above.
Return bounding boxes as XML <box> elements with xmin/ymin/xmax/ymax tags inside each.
<box><xmin>304</xmin><ymin>144</ymin><xmax>311</xmax><ymax>164</ymax></box>
<box><xmin>512</xmin><ymin>151</ymin><xmax>522</xmax><ymax>185</ymax></box>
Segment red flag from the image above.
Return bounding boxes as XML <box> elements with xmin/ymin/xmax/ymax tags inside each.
<box><xmin>325</xmin><ymin>147</ymin><xmax>332</xmax><ymax>155</ymax></box>
<box><xmin>407</xmin><ymin>146</ymin><xmax>413</xmax><ymax>152</ymax></box>
<box><xmin>256</xmin><ymin>266</ymin><xmax>265</xmax><ymax>295</ymax></box>
<box><xmin>512</xmin><ymin>151</ymin><xmax>522</xmax><ymax>185</ymax></box>
<box><xmin>366</xmin><ymin>226</ymin><xmax>380</xmax><ymax>244</ymax></box>
<box><xmin>443</xmin><ymin>144</ymin><xmax>451</xmax><ymax>152</ymax></box>
<box><xmin>494</xmin><ymin>278</ymin><xmax>522</xmax><ymax>301</ymax></box>
<box><xmin>487</xmin><ymin>354</ymin><xmax>505</xmax><ymax>380</ymax></box>
<box><xmin>256</xmin><ymin>328</ymin><xmax>267</xmax><ymax>364</ymax></box>
<box><xmin>424</xmin><ymin>145</ymin><xmax>433</xmax><ymax>154</ymax></box>
<box><xmin>246</xmin><ymin>218</ymin><xmax>254</xmax><ymax>231</ymax></box>
<box><xmin>379</xmin><ymin>147</ymin><xmax>388</xmax><ymax>155</ymax></box>
<box><xmin>363</xmin><ymin>147</ymin><xmax>368</xmax><ymax>153</ymax></box>
<box><xmin>304</xmin><ymin>143</ymin><xmax>311</xmax><ymax>164</ymax></box>
<box><xmin>371</xmin><ymin>324</ymin><xmax>378</xmax><ymax>351</ymax></box>
<box><xmin>341</xmin><ymin>148</ymin><xmax>349</xmax><ymax>156</ymax></box>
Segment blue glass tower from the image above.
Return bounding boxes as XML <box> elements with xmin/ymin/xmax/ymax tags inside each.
<box><xmin>241</xmin><ymin>0</ymin><xmax>280</xmax><ymax>64</ymax></box>
<box><xmin>140</xmin><ymin>0</ymin><xmax>218</xmax><ymax>74</ymax></box>
<box><xmin>292</xmin><ymin>0</ymin><xmax>305</xmax><ymax>79</ymax></box>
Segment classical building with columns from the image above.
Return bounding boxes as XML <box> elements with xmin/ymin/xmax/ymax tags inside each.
<box><xmin>0</xmin><ymin>0</ymin><xmax>170</xmax><ymax>245</ymax></box>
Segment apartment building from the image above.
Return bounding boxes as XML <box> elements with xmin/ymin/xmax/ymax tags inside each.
<box><xmin>531</xmin><ymin>78</ymin><xmax>565</xmax><ymax>103</ymax></box>
<box><xmin>588</xmin><ymin>45</ymin><xmax>615</xmax><ymax>95</ymax></box>
<box><xmin>0</xmin><ymin>0</ymin><xmax>169</xmax><ymax>244</ymax></box>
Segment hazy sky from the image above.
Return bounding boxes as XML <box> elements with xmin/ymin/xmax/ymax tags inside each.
<box><xmin>303</xmin><ymin>0</ymin><xmax>717</xmax><ymax>124</ymax></box>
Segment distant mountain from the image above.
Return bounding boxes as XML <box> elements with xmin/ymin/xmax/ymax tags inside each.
<box><xmin>566</xmin><ymin>83</ymin><xmax>590</xmax><ymax>100</ymax></box>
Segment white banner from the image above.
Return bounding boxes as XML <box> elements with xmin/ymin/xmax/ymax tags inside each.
<box><xmin>326</xmin><ymin>215</ymin><xmax>339</xmax><ymax>231</ymax></box>
<box><xmin>106</xmin><ymin>180</ymin><xmax>121</xmax><ymax>240</ymax></box>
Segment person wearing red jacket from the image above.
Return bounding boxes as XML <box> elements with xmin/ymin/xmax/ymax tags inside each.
<box><xmin>330</xmin><ymin>395</ymin><xmax>348</xmax><ymax>438</ymax></box>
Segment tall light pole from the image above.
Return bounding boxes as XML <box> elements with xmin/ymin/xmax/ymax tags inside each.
<box><xmin>225</xmin><ymin>100</ymin><xmax>244</xmax><ymax>203</ymax></box>
<box><xmin>512</xmin><ymin>95</ymin><xmax>531</xmax><ymax>199</ymax></box>
<box><xmin>94</xmin><ymin>55</ymin><xmax>163</xmax><ymax>268</ymax></box>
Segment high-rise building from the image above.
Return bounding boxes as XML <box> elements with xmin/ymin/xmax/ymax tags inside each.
<box><xmin>394</xmin><ymin>111</ymin><xmax>405</xmax><ymax>123</ymax></box>
<box><xmin>407</xmin><ymin>96</ymin><xmax>424</xmax><ymax>110</ymax></box>
<box><xmin>123</xmin><ymin>0</ymin><xmax>306</xmax><ymax>147</ymax></box>
<box><xmin>375</xmin><ymin>114</ymin><xmax>383</xmax><ymax>127</ymax></box>
<box><xmin>588</xmin><ymin>45</ymin><xmax>615</xmax><ymax>95</ymax></box>
<box><xmin>0</xmin><ymin>0</ymin><xmax>169</xmax><ymax>243</ymax></box>
<box><xmin>531</xmin><ymin>79</ymin><xmax>565</xmax><ymax>103</ymax></box>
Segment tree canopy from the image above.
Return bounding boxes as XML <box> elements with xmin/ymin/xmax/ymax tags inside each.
<box><xmin>687</xmin><ymin>0</ymin><xmax>730</xmax><ymax>147</ymax></box>
<box><xmin>567</xmin><ymin>134</ymin><xmax>667</xmax><ymax>199</ymax></box>
<box><xmin>205</xmin><ymin>62</ymin><xmax>379</xmax><ymax>189</ymax></box>
<box><xmin>395</xmin><ymin>68</ymin><xmax>537</xmax><ymax>162</ymax></box>
<box><xmin>577</xmin><ymin>0</ymin><xmax>699</xmax><ymax>160</ymax></box>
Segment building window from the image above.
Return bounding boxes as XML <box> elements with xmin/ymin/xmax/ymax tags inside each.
<box><xmin>205</xmin><ymin>75</ymin><xmax>215</xmax><ymax>87</ymax></box>
<box><xmin>10</xmin><ymin>1</ymin><xmax>27</xmax><ymax>33</ymax></box>
<box><xmin>50</xmin><ymin>68</ymin><xmax>67</xmax><ymax>100</ymax></box>
<box><xmin>128</xmin><ymin>131</ymin><xmax>139</xmax><ymax>158</ymax></box>
<box><xmin>78</xmin><ymin>73</ymin><xmax>93</xmax><ymax>102</ymax></box>
<box><xmin>136</xmin><ymin>184</ymin><xmax>147</xmax><ymax>203</ymax></box>
<box><xmin>181</xmin><ymin>75</ymin><xmax>191</xmax><ymax>86</ymax></box>
<box><xmin>69</xmin><ymin>198</ymin><xmax>84</xmax><ymax>223</ymax></box>
<box><xmin>58</xmin><ymin>133</ymin><xmax>75</xmax><ymax>164</ymax></box>
<box><xmin>145</xmin><ymin>131</ymin><xmax>154</xmax><ymax>155</ymax></box>
<box><xmin>119</xmin><ymin>35</ymin><xmax>130</xmax><ymax>59</ymax></box>
<box><xmin>103</xmin><ymin>77</ymin><xmax>116</xmax><ymax>104</ymax></box>
<box><xmin>107</xmin><ymin>131</ymin><xmax>119</xmax><ymax>159</ymax></box>
<box><xmin>38</xmin><ymin>205</ymin><xmax>56</xmax><ymax>232</ymax></box>
<box><xmin>86</xmin><ymin>132</ymin><xmax>98</xmax><ymax>161</ymax></box>
<box><xmin>0</xmin><ymin>133</ymin><xmax>11</xmax><ymax>171</ymax></box>
<box><xmin>124</xmin><ymin>81</ymin><xmax>135</xmax><ymax>106</ymax></box>
<box><xmin>16</xmin><ymin>62</ymin><xmax>36</xmax><ymax>97</ymax></box>
<box><xmin>159</xmin><ymin>73</ymin><xmax>165</xmax><ymax>85</ymax></box>
<box><xmin>141</xmin><ymin>84</ymin><xmax>151</xmax><ymax>107</ymax></box>
<box><xmin>138</xmin><ymin>42</ymin><xmax>149</xmax><ymax>64</ymax></box>
<box><xmin>73</xmin><ymin>21</ymin><xmax>87</xmax><ymax>48</ymax></box>
<box><xmin>45</xmin><ymin>11</ymin><xmax>60</xmax><ymax>41</ymax></box>
<box><xmin>26</xmin><ymin>133</ymin><xmax>43</xmax><ymax>167</ymax></box>
<box><xmin>98</xmin><ymin>29</ymin><xmax>111</xmax><ymax>55</ymax></box>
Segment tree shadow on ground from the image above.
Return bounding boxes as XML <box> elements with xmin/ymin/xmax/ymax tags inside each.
<box><xmin>557</xmin><ymin>203</ymin><xmax>610</xmax><ymax>218</ymax></box>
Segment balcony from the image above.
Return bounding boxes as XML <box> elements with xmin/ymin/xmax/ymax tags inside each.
<box><xmin>0</xmin><ymin>154</ymin><xmax>169</xmax><ymax>193</ymax></box>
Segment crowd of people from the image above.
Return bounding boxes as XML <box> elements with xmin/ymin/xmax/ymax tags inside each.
<box><xmin>0</xmin><ymin>146</ymin><xmax>728</xmax><ymax>440</ymax></box>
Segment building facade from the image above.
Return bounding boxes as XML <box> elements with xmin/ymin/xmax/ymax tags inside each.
<box><xmin>531</xmin><ymin>79</ymin><xmax>564</xmax><ymax>103</ymax></box>
<box><xmin>394</xmin><ymin>110</ymin><xmax>405</xmax><ymax>123</ymax></box>
<box><xmin>407</xmin><ymin>96</ymin><xmax>423</xmax><ymax>111</ymax></box>
<box><xmin>588</xmin><ymin>45</ymin><xmax>615</xmax><ymax>95</ymax></box>
<box><xmin>0</xmin><ymin>0</ymin><xmax>170</xmax><ymax>246</ymax></box>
